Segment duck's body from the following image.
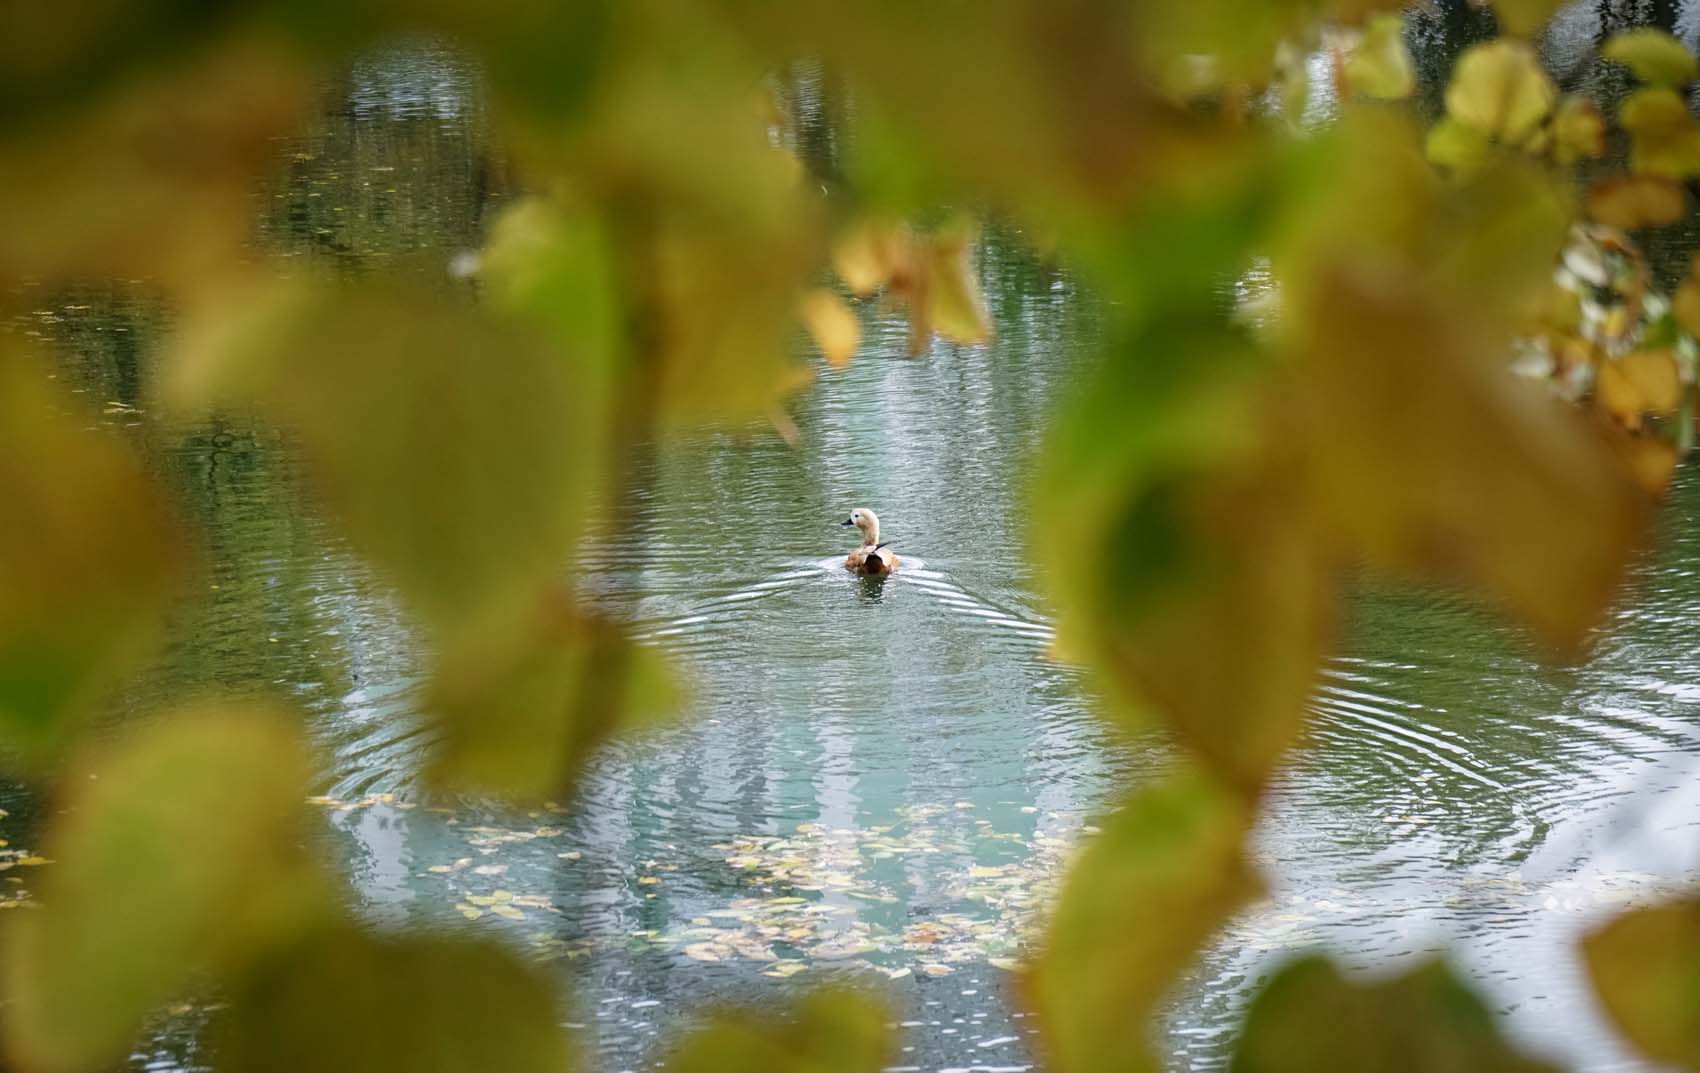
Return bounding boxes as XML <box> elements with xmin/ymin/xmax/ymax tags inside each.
<box><xmin>842</xmin><ymin>508</ymin><xmax>899</xmax><ymax>576</ymax></box>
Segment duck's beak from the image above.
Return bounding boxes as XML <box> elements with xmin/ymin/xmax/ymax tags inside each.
<box><xmin>841</xmin><ymin>518</ymin><xmax>855</xmax><ymax>526</ymax></box>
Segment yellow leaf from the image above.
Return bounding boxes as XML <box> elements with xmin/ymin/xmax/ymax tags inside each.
<box><xmin>1597</xmin><ymin>350</ymin><xmax>1681</xmax><ymax>430</ymax></box>
<box><xmin>1587</xmin><ymin>174</ymin><xmax>1687</xmax><ymax>230</ymax></box>
<box><xmin>1027</xmin><ymin>773</ymin><xmax>1259</xmax><ymax>1073</ymax></box>
<box><xmin>1603</xmin><ymin>28</ymin><xmax>1700</xmax><ymax>87</ymax></box>
<box><xmin>800</xmin><ymin>288</ymin><xmax>861</xmax><ymax>368</ymax></box>
<box><xmin>1444</xmin><ymin>40</ymin><xmax>1556</xmax><ymax>147</ymax></box>
<box><xmin>426</xmin><ymin>601</ymin><xmax>679</xmax><ymax>802</ymax></box>
<box><xmin>662</xmin><ymin>990</ymin><xmax>888</xmax><ymax>1073</ymax></box>
<box><xmin>0</xmin><ymin>346</ymin><xmax>186</xmax><ymax>756</ymax></box>
<box><xmin>165</xmin><ymin>280</ymin><xmax>597</xmax><ymax>633</ymax></box>
<box><xmin>1</xmin><ymin>703</ymin><xmax>331</xmax><ymax>1073</ymax></box>
<box><xmin>1584</xmin><ymin>898</ymin><xmax>1700</xmax><ymax>1069</ymax></box>
<box><xmin>925</xmin><ymin>219</ymin><xmax>992</xmax><ymax>347</ymax></box>
<box><xmin>1675</xmin><ymin>274</ymin><xmax>1700</xmax><ymax>337</ymax></box>
<box><xmin>1425</xmin><ymin>117</ymin><xmax>1491</xmax><ymax>176</ymax></box>
<box><xmin>1234</xmin><ymin>957</ymin><xmax>1563</xmax><ymax>1071</ymax></box>
<box><xmin>1492</xmin><ymin>0</ymin><xmax>1566</xmax><ymax>37</ymax></box>
<box><xmin>1620</xmin><ymin>87</ymin><xmax>1700</xmax><ymax>177</ymax></box>
<box><xmin>831</xmin><ymin>219</ymin><xmax>906</xmax><ymax>297</ymax></box>
<box><xmin>218</xmin><ymin>928</ymin><xmax>570</xmax><ymax>1073</ymax></box>
<box><xmin>1292</xmin><ymin>263</ymin><xmax>1646</xmax><ymax>659</ymax></box>
<box><xmin>1553</xmin><ymin>96</ymin><xmax>1606</xmax><ymax>163</ymax></box>
<box><xmin>1343</xmin><ymin>15</ymin><xmax>1414</xmax><ymax>100</ymax></box>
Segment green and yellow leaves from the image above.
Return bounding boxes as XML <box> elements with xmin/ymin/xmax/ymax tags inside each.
<box><xmin>1231</xmin><ymin>957</ymin><xmax>1562</xmax><ymax>1072</ymax></box>
<box><xmin>2</xmin><ymin>703</ymin><xmax>330</xmax><ymax>1073</ymax></box>
<box><xmin>1491</xmin><ymin>0</ymin><xmax>1567</xmax><ymax>39</ymax></box>
<box><xmin>1603</xmin><ymin>28</ymin><xmax>1699</xmax><ymax>88</ymax></box>
<box><xmin>662</xmin><ymin>990</ymin><xmax>889</xmax><ymax>1073</ymax></box>
<box><xmin>1619</xmin><ymin>88</ymin><xmax>1700</xmax><ymax>178</ymax></box>
<box><xmin>800</xmin><ymin>289</ymin><xmax>861</xmax><ymax>368</ymax></box>
<box><xmin>1291</xmin><ymin>263</ymin><xmax>1642</xmax><ymax>659</ymax></box>
<box><xmin>1584</xmin><ymin>897</ymin><xmax>1700</xmax><ymax>1070</ymax></box>
<box><xmin>1443</xmin><ymin>40</ymin><xmax>1555</xmax><ymax>149</ymax></box>
<box><xmin>218</xmin><ymin>928</ymin><xmax>573</xmax><ymax>1073</ymax></box>
<box><xmin>0</xmin><ymin>347</ymin><xmax>185</xmax><ymax>756</ymax></box>
<box><xmin>166</xmin><ymin>280</ymin><xmax>594</xmax><ymax>635</ymax></box>
<box><xmin>1596</xmin><ymin>349</ymin><xmax>1682</xmax><ymax>431</ymax></box>
<box><xmin>1343</xmin><ymin>15</ymin><xmax>1415</xmax><ymax>101</ymax></box>
<box><xmin>829</xmin><ymin>217</ymin><xmax>991</xmax><ymax>355</ymax></box>
<box><xmin>1553</xmin><ymin>97</ymin><xmax>1607</xmax><ymax>164</ymax></box>
<box><xmin>1587</xmin><ymin>175</ymin><xmax>1687</xmax><ymax>229</ymax></box>
<box><xmin>1028</xmin><ymin>773</ymin><xmax>1259</xmax><ymax>1073</ymax></box>
<box><xmin>425</xmin><ymin>601</ymin><xmax>679</xmax><ymax>802</ymax></box>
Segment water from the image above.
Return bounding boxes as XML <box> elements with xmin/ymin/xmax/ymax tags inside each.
<box><xmin>18</xmin><ymin>14</ymin><xmax>1700</xmax><ymax>1072</ymax></box>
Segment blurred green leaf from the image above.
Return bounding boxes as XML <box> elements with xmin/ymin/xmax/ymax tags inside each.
<box><xmin>1027</xmin><ymin>772</ymin><xmax>1259</xmax><ymax>1073</ymax></box>
<box><xmin>1231</xmin><ymin>956</ymin><xmax>1563</xmax><ymax>1072</ymax></box>
<box><xmin>1</xmin><ymin>701</ymin><xmax>330</xmax><ymax>1073</ymax></box>
<box><xmin>1583</xmin><ymin>896</ymin><xmax>1700</xmax><ymax>1070</ymax></box>
<box><xmin>164</xmin><ymin>279</ymin><xmax>595</xmax><ymax>631</ymax></box>
<box><xmin>425</xmin><ymin>598</ymin><xmax>679</xmax><ymax>802</ymax></box>
<box><xmin>1289</xmin><ymin>260</ymin><xmax>1645</xmax><ymax>659</ymax></box>
<box><xmin>1035</xmin><ymin>316</ymin><xmax>1333</xmax><ymax>786</ymax></box>
<box><xmin>0</xmin><ymin>37</ymin><xmax>308</xmax><ymax>288</ymax></box>
<box><xmin>662</xmin><ymin>988</ymin><xmax>889</xmax><ymax>1073</ymax></box>
<box><xmin>0</xmin><ymin>346</ymin><xmax>186</xmax><ymax>756</ymax></box>
<box><xmin>1603</xmin><ymin>28</ymin><xmax>1699</xmax><ymax>88</ymax></box>
<box><xmin>1553</xmin><ymin>96</ymin><xmax>1606</xmax><ymax>164</ymax></box>
<box><xmin>219</xmin><ymin>926</ymin><xmax>573</xmax><ymax>1073</ymax></box>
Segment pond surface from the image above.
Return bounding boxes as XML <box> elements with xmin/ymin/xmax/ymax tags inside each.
<box><xmin>18</xmin><ymin>12</ymin><xmax>1700</xmax><ymax>1072</ymax></box>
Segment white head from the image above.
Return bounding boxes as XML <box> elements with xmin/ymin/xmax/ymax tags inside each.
<box><xmin>842</xmin><ymin>507</ymin><xmax>880</xmax><ymax>544</ymax></box>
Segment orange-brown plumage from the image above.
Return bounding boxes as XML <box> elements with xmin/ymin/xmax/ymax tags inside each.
<box><xmin>841</xmin><ymin>507</ymin><xmax>899</xmax><ymax>576</ymax></box>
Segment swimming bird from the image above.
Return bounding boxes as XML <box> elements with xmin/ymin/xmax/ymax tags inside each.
<box><xmin>842</xmin><ymin>507</ymin><xmax>899</xmax><ymax>576</ymax></box>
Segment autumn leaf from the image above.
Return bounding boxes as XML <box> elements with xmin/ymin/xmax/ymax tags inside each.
<box><xmin>800</xmin><ymin>288</ymin><xmax>861</xmax><ymax>368</ymax></box>
<box><xmin>1443</xmin><ymin>40</ymin><xmax>1556</xmax><ymax>148</ymax></box>
<box><xmin>2</xmin><ymin>703</ymin><xmax>331</xmax><ymax>1073</ymax></box>
<box><xmin>1344</xmin><ymin>15</ymin><xmax>1415</xmax><ymax>100</ymax></box>
<box><xmin>1603</xmin><ymin>27</ymin><xmax>1700</xmax><ymax>88</ymax></box>
<box><xmin>1584</xmin><ymin>898</ymin><xmax>1700</xmax><ymax>1070</ymax></box>
<box><xmin>1587</xmin><ymin>175</ymin><xmax>1687</xmax><ymax>230</ymax></box>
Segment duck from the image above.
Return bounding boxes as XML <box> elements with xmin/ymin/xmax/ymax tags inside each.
<box><xmin>842</xmin><ymin>507</ymin><xmax>899</xmax><ymax>576</ymax></box>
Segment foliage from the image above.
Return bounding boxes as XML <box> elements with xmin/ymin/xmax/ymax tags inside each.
<box><xmin>2</xmin><ymin>2</ymin><xmax>1699</xmax><ymax>1072</ymax></box>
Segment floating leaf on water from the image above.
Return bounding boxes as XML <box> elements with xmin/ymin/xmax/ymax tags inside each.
<box><xmin>490</xmin><ymin>905</ymin><xmax>525</xmax><ymax>921</ymax></box>
<box><xmin>456</xmin><ymin>905</ymin><xmax>484</xmax><ymax>921</ymax></box>
<box><xmin>682</xmin><ymin>943</ymin><xmax>723</xmax><ymax>962</ymax></box>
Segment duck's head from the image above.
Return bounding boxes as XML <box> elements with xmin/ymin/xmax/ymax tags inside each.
<box><xmin>842</xmin><ymin>507</ymin><xmax>880</xmax><ymax>542</ymax></box>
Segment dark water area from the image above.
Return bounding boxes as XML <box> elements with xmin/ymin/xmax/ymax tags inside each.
<box><xmin>14</xmin><ymin>9</ymin><xmax>1700</xmax><ymax>1072</ymax></box>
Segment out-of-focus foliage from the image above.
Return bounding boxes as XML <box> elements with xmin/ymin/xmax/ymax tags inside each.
<box><xmin>2</xmin><ymin>703</ymin><xmax>329</xmax><ymax>1073</ymax></box>
<box><xmin>661</xmin><ymin>990</ymin><xmax>889</xmax><ymax>1073</ymax></box>
<box><xmin>1027</xmin><ymin>772</ymin><xmax>1258</xmax><ymax>1073</ymax></box>
<box><xmin>1230</xmin><ymin>957</ymin><xmax>1562</xmax><ymax>1073</ymax></box>
<box><xmin>5</xmin><ymin>1</ymin><xmax>1700</xmax><ymax>1071</ymax></box>
<box><xmin>1584</xmin><ymin>896</ymin><xmax>1700</xmax><ymax>1070</ymax></box>
<box><xmin>217</xmin><ymin>927</ymin><xmax>573</xmax><ymax>1073</ymax></box>
<box><xmin>0</xmin><ymin>345</ymin><xmax>185</xmax><ymax>756</ymax></box>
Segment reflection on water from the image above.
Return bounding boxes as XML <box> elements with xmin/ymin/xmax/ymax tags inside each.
<box><xmin>19</xmin><ymin>16</ymin><xmax>1700</xmax><ymax>1072</ymax></box>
